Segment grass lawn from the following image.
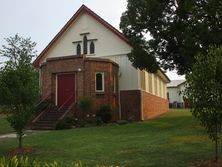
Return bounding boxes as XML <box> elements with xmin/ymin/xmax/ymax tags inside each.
<box><xmin>0</xmin><ymin>109</ymin><xmax>215</xmax><ymax>167</ymax></box>
<box><xmin>0</xmin><ymin>112</ymin><xmax>14</xmax><ymax>134</ymax></box>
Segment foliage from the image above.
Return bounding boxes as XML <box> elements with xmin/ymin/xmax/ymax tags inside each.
<box><xmin>75</xmin><ymin>118</ymin><xmax>87</xmax><ymax>127</ymax></box>
<box><xmin>0</xmin><ymin>156</ymin><xmax>120</xmax><ymax>167</ymax></box>
<box><xmin>120</xmin><ymin>0</ymin><xmax>222</xmax><ymax>74</ymax></box>
<box><xmin>56</xmin><ymin>117</ymin><xmax>74</xmax><ymax>130</ymax></box>
<box><xmin>96</xmin><ymin>105</ymin><xmax>112</xmax><ymax>123</ymax></box>
<box><xmin>95</xmin><ymin>116</ymin><xmax>103</xmax><ymax>126</ymax></box>
<box><xmin>0</xmin><ymin>34</ymin><xmax>39</xmax><ymax>148</ymax></box>
<box><xmin>79</xmin><ymin>96</ymin><xmax>94</xmax><ymax>113</ymax></box>
<box><xmin>185</xmin><ymin>46</ymin><xmax>222</xmax><ymax>161</ymax></box>
<box><xmin>0</xmin><ymin>156</ymin><xmax>115</xmax><ymax>167</ymax></box>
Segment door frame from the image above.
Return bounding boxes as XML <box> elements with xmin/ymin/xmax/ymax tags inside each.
<box><xmin>55</xmin><ymin>72</ymin><xmax>77</xmax><ymax>106</ymax></box>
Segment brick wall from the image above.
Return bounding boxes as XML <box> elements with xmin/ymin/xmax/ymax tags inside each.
<box><xmin>141</xmin><ymin>90</ymin><xmax>169</xmax><ymax>120</ymax></box>
<box><xmin>120</xmin><ymin>90</ymin><xmax>169</xmax><ymax>121</ymax></box>
<box><xmin>40</xmin><ymin>55</ymin><xmax>119</xmax><ymax>120</ymax></box>
<box><xmin>120</xmin><ymin>90</ymin><xmax>142</xmax><ymax>121</ymax></box>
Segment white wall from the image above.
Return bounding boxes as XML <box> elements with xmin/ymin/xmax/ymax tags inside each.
<box><xmin>41</xmin><ymin>13</ymin><xmax>131</xmax><ymax>62</ymax></box>
<box><xmin>168</xmin><ymin>84</ymin><xmax>185</xmax><ymax>103</ymax></box>
<box><xmin>105</xmin><ymin>55</ymin><xmax>139</xmax><ymax>90</ymax></box>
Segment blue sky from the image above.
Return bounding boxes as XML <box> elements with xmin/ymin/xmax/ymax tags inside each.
<box><xmin>0</xmin><ymin>0</ymin><xmax>184</xmax><ymax>80</ymax></box>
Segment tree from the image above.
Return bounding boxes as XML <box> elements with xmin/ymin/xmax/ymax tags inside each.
<box><xmin>185</xmin><ymin>46</ymin><xmax>222</xmax><ymax>162</ymax></box>
<box><xmin>120</xmin><ymin>0</ymin><xmax>222</xmax><ymax>75</ymax></box>
<box><xmin>0</xmin><ymin>34</ymin><xmax>39</xmax><ymax>148</ymax></box>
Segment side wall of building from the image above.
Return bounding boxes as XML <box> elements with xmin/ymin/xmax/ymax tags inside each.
<box><xmin>141</xmin><ymin>91</ymin><xmax>169</xmax><ymax>120</ymax></box>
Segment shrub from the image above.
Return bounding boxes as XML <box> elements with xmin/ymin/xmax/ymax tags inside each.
<box><xmin>55</xmin><ymin>117</ymin><xmax>74</xmax><ymax>130</ymax></box>
<box><xmin>96</xmin><ymin>116</ymin><xmax>103</xmax><ymax>126</ymax></box>
<box><xmin>79</xmin><ymin>96</ymin><xmax>94</xmax><ymax>113</ymax></box>
<box><xmin>76</xmin><ymin>118</ymin><xmax>87</xmax><ymax>128</ymax></box>
<box><xmin>96</xmin><ymin>105</ymin><xmax>112</xmax><ymax>123</ymax></box>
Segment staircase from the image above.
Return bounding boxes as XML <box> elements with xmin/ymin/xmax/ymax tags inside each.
<box><xmin>32</xmin><ymin>95</ymin><xmax>75</xmax><ymax>130</ymax></box>
<box><xmin>31</xmin><ymin>106</ymin><xmax>67</xmax><ymax>130</ymax></box>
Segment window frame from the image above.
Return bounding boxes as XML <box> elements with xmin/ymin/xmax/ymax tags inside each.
<box><xmin>95</xmin><ymin>72</ymin><xmax>105</xmax><ymax>93</ymax></box>
<box><xmin>83</xmin><ymin>36</ymin><xmax>88</xmax><ymax>54</ymax></box>
<box><xmin>76</xmin><ymin>43</ymin><xmax>81</xmax><ymax>55</ymax></box>
<box><xmin>90</xmin><ymin>41</ymin><xmax>95</xmax><ymax>54</ymax></box>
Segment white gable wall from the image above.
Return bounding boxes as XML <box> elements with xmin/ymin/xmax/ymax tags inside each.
<box><xmin>42</xmin><ymin>13</ymin><xmax>131</xmax><ymax>61</ymax></box>
<box><xmin>168</xmin><ymin>87</ymin><xmax>180</xmax><ymax>103</ymax></box>
<box><xmin>168</xmin><ymin>84</ymin><xmax>185</xmax><ymax>103</ymax></box>
<box><xmin>41</xmin><ymin>13</ymin><xmax>140</xmax><ymax>90</ymax></box>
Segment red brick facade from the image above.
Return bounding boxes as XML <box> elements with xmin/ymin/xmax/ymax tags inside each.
<box><xmin>40</xmin><ymin>55</ymin><xmax>119</xmax><ymax>120</ymax></box>
<box><xmin>120</xmin><ymin>90</ymin><xmax>168</xmax><ymax>121</ymax></box>
<box><xmin>141</xmin><ymin>90</ymin><xmax>169</xmax><ymax>120</ymax></box>
<box><xmin>120</xmin><ymin>90</ymin><xmax>142</xmax><ymax>120</ymax></box>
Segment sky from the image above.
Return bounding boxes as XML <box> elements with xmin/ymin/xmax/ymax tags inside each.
<box><xmin>0</xmin><ymin>0</ymin><xmax>184</xmax><ymax>80</ymax></box>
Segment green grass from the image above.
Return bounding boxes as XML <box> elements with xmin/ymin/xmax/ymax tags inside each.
<box><xmin>0</xmin><ymin>109</ymin><xmax>215</xmax><ymax>167</ymax></box>
<box><xmin>0</xmin><ymin>114</ymin><xmax>14</xmax><ymax>134</ymax></box>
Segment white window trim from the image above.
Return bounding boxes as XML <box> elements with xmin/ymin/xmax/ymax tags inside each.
<box><xmin>95</xmin><ymin>72</ymin><xmax>105</xmax><ymax>92</ymax></box>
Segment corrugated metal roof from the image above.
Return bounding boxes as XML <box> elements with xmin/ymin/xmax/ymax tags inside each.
<box><xmin>167</xmin><ymin>80</ymin><xmax>186</xmax><ymax>87</ymax></box>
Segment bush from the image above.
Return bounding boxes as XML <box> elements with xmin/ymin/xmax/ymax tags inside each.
<box><xmin>76</xmin><ymin>118</ymin><xmax>87</xmax><ymax>127</ymax></box>
<box><xmin>96</xmin><ymin>116</ymin><xmax>103</xmax><ymax>126</ymax></box>
<box><xmin>96</xmin><ymin>105</ymin><xmax>112</xmax><ymax>123</ymax></box>
<box><xmin>79</xmin><ymin>96</ymin><xmax>94</xmax><ymax>113</ymax></box>
<box><xmin>55</xmin><ymin>117</ymin><xmax>74</xmax><ymax>130</ymax></box>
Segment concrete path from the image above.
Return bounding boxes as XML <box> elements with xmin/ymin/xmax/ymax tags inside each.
<box><xmin>0</xmin><ymin>130</ymin><xmax>49</xmax><ymax>139</ymax></box>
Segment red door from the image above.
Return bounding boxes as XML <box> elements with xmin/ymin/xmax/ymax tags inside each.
<box><xmin>57</xmin><ymin>74</ymin><xmax>76</xmax><ymax>107</ymax></box>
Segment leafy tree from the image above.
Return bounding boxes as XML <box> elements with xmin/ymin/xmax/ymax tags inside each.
<box><xmin>185</xmin><ymin>46</ymin><xmax>222</xmax><ymax>161</ymax></box>
<box><xmin>120</xmin><ymin>0</ymin><xmax>222</xmax><ymax>74</ymax></box>
<box><xmin>0</xmin><ymin>34</ymin><xmax>39</xmax><ymax>148</ymax></box>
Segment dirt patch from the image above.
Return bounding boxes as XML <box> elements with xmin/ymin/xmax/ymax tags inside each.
<box><xmin>174</xmin><ymin>135</ymin><xmax>210</xmax><ymax>144</ymax></box>
<box><xmin>6</xmin><ymin>147</ymin><xmax>35</xmax><ymax>156</ymax></box>
<box><xmin>192</xmin><ymin>160</ymin><xmax>222</xmax><ymax>167</ymax></box>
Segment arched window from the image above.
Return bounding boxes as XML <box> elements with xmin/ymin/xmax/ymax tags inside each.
<box><xmin>76</xmin><ymin>43</ymin><xmax>81</xmax><ymax>55</ymax></box>
<box><xmin>90</xmin><ymin>42</ymin><xmax>95</xmax><ymax>54</ymax></box>
<box><xmin>95</xmin><ymin>72</ymin><xmax>104</xmax><ymax>92</ymax></box>
<box><xmin>83</xmin><ymin>36</ymin><xmax>87</xmax><ymax>54</ymax></box>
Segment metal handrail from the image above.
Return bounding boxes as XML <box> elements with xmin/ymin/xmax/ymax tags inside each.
<box><xmin>32</xmin><ymin>95</ymin><xmax>51</xmax><ymax>123</ymax></box>
<box><xmin>33</xmin><ymin>94</ymin><xmax>75</xmax><ymax>125</ymax></box>
<box><xmin>57</xmin><ymin>94</ymin><xmax>75</xmax><ymax>112</ymax></box>
<box><xmin>56</xmin><ymin>94</ymin><xmax>76</xmax><ymax>122</ymax></box>
<box><xmin>35</xmin><ymin>95</ymin><xmax>50</xmax><ymax>108</ymax></box>
<box><xmin>58</xmin><ymin>102</ymin><xmax>76</xmax><ymax>121</ymax></box>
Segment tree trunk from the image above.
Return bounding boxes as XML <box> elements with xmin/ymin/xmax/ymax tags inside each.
<box><xmin>215</xmin><ymin>138</ymin><xmax>218</xmax><ymax>162</ymax></box>
<box><xmin>215</xmin><ymin>118</ymin><xmax>218</xmax><ymax>162</ymax></box>
<box><xmin>18</xmin><ymin>131</ymin><xmax>22</xmax><ymax>149</ymax></box>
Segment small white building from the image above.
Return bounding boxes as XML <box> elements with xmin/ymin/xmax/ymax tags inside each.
<box><xmin>167</xmin><ymin>80</ymin><xmax>188</xmax><ymax>108</ymax></box>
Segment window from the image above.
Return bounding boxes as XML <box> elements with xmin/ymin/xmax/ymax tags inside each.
<box><xmin>95</xmin><ymin>72</ymin><xmax>104</xmax><ymax>92</ymax></box>
<box><xmin>83</xmin><ymin>36</ymin><xmax>87</xmax><ymax>54</ymax></box>
<box><xmin>76</xmin><ymin>43</ymin><xmax>81</xmax><ymax>55</ymax></box>
<box><xmin>90</xmin><ymin>42</ymin><xmax>95</xmax><ymax>54</ymax></box>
